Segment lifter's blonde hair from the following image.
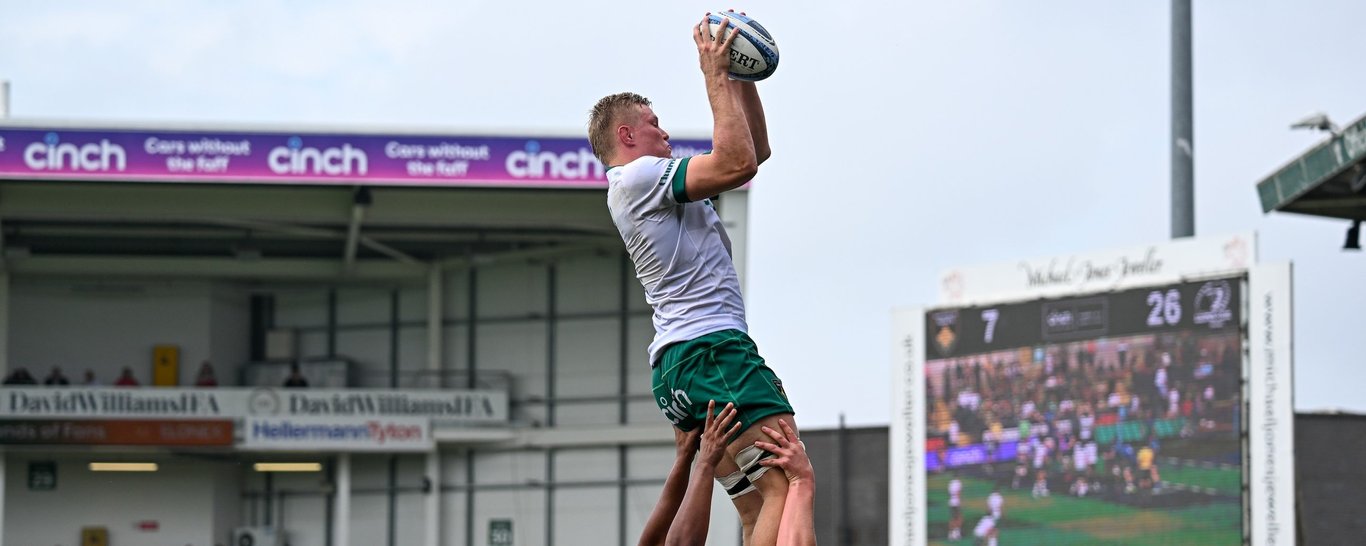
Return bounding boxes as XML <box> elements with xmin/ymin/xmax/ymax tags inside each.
<box><xmin>588</xmin><ymin>92</ymin><xmax>651</xmax><ymax>165</ymax></box>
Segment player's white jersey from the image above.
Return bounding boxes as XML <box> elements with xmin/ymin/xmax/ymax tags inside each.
<box><xmin>607</xmin><ymin>156</ymin><xmax>747</xmax><ymax>365</ymax></box>
<box><xmin>948</xmin><ymin>479</ymin><xmax>962</xmax><ymax>507</ymax></box>
<box><xmin>987</xmin><ymin>492</ymin><xmax>1004</xmax><ymax>518</ymax></box>
<box><xmin>1073</xmin><ymin>444</ymin><xmax>1089</xmax><ymax>471</ymax></box>
<box><xmin>973</xmin><ymin>515</ymin><xmax>997</xmax><ymax>537</ymax></box>
<box><xmin>1032</xmin><ymin>440</ymin><xmax>1049</xmax><ymax>468</ymax></box>
<box><xmin>1079</xmin><ymin>414</ymin><xmax>1096</xmax><ymax>441</ymax></box>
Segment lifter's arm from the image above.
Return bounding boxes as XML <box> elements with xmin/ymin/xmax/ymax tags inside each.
<box><xmin>756</xmin><ymin>419</ymin><xmax>817</xmax><ymax>546</ymax></box>
<box><xmin>682</xmin><ymin>16</ymin><xmax>757</xmax><ymax>202</ymax></box>
<box><xmin>665</xmin><ymin>402</ymin><xmax>741</xmax><ymax>546</ymax></box>
<box><xmin>637</xmin><ymin>428</ymin><xmax>699</xmax><ymax>546</ymax></box>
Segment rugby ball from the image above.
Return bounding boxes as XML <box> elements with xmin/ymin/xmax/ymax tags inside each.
<box><xmin>707</xmin><ymin>11</ymin><xmax>779</xmax><ymax>82</ymax></box>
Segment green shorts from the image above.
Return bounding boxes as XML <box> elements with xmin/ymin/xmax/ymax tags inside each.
<box><xmin>652</xmin><ymin>329</ymin><xmax>794</xmax><ymax>435</ymax></box>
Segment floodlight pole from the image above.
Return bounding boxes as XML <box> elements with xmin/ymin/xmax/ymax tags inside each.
<box><xmin>1171</xmin><ymin>0</ymin><xmax>1195</xmax><ymax>239</ymax></box>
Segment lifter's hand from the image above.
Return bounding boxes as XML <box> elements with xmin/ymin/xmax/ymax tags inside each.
<box><xmin>755</xmin><ymin>419</ymin><xmax>814</xmax><ymax>486</ymax></box>
<box><xmin>697</xmin><ymin>400</ymin><xmax>741</xmax><ymax>470</ymax></box>
<box><xmin>673</xmin><ymin>426</ymin><xmax>701</xmax><ymax>462</ymax></box>
<box><xmin>694</xmin><ymin>14</ymin><xmax>738</xmax><ymax>80</ymax></box>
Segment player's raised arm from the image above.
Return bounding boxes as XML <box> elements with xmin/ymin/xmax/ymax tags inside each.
<box><xmin>637</xmin><ymin>428</ymin><xmax>700</xmax><ymax>546</ymax></box>
<box><xmin>716</xmin><ymin>10</ymin><xmax>771</xmax><ymax>166</ymax></box>
<box><xmin>682</xmin><ymin>15</ymin><xmax>757</xmax><ymax>202</ymax></box>
<box><xmin>736</xmin><ymin>81</ymin><xmax>771</xmax><ymax>165</ymax></box>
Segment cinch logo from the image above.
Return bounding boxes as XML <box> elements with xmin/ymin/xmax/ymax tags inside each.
<box><xmin>267</xmin><ymin>136</ymin><xmax>368</xmax><ymax>176</ymax></box>
<box><xmin>659</xmin><ymin>388</ymin><xmax>693</xmax><ymax>426</ymax></box>
<box><xmin>23</xmin><ymin>132</ymin><xmax>127</xmax><ymax>172</ymax></box>
<box><xmin>505</xmin><ymin>140</ymin><xmax>603</xmax><ymax>179</ymax></box>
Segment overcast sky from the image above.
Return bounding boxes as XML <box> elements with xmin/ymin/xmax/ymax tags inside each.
<box><xmin>2</xmin><ymin>0</ymin><xmax>1362</xmax><ymax>427</ymax></box>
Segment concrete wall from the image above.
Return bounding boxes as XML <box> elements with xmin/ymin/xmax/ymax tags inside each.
<box><xmin>226</xmin><ymin>250</ymin><xmax>752</xmax><ymax>546</ymax></box>
<box><xmin>226</xmin><ymin>251</ymin><xmax>736</xmax><ymax>546</ymax></box>
<box><xmin>211</xmin><ymin>462</ymin><xmax>244</xmax><ymax>546</ymax></box>
<box><xmin>8</xmin><ymin>278</ymin><xmax>249</xmax><ymax>387</ymax></box>
<box><xmin>803</xmin><ymin>425</ymin><xmax>889</xmax><ymax>546</ymax></box>
<box><xmin>227</xmin><ymin>447</ymin><xmax>747</xmax><ymax>546</ymax></box>
<box><xmin>2</xmin><ymin>244</ymin><xmax>762</xmax><ymax>546</ymax></box>
<box><xmin>0</xmin><ymin>425</ymin><xmax>966</xmax><ymax>546</ymax></box>
<box><xmin>209</xmin><ymin>285</ymin><xmax>251</xmax><ymax>386</ymax></box>
<box><xmin>3</xmin><ymin>454</ymin><xmax>240</xmax><ymax>546</ymax></box>
<box><xmin>1296</xmin><ymin>413</ymin><xmax>1366</xmax><ymax>545</ymax></box>
<box><xmin>268</xmin><ymin>253</ymin><xmax>657</xmax><ymax>415</ymax></box>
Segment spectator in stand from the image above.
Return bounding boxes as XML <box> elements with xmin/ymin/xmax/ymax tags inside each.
<box><xmin>1166</xmin><ymin>381</ymin><xmax>1182</xmax><ymax>419</ymax></box>
<box><xmin>43</xmin><ymin>367</ymin><xmax>70</xmax><ymax>386</ymax></box>
<box><xmin>195</xmin><ymin>361</ymin><xmax>218</xmax><ymax>387</ymax></box>
<box><xmin>3</xmin><ymin>367</ymin><xmax>37</xmax><ymax>385</ymax></box>
<box><xmin>283</xmin><ymin>364</ymin><xmax>308</xmax><ymax>388</ymax></box>
<box><xmin>114</xmin><ymin>367</ymin><xmax>140</xmax><ymax>387</ymax></box>
<box><xmin>1154</xmin><ymin>353</ymin><xmax>1170</xmax><ymax>399</ymax></box>
<box><xmin>82</xmin><ymin>369</ymin><xmax>101</xmax><ymax>386</ymax></box>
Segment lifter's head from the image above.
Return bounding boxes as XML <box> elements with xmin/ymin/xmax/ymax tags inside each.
<box><xmin>588</xmin><ymin>92</ymin><xmax>672</xmax><ymax>167</ymax></box>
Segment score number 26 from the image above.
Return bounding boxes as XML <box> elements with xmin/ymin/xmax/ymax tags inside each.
<box><xmin>1147</xmin><ymin>289</ymin><xmax>1182</xmax><ymax>327</ymax></box>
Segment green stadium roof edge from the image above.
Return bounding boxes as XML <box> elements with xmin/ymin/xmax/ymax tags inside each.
<box><xmin>1256</xmin><ymin>112</ymin><xmax>1366</xmax><ymax>221</ymax></box>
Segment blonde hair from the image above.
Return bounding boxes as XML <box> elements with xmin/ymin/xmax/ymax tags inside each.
<box><xmin>588</xmin><ymin>92</ymin><xmax>651</xmax><ymax>164</ymax></box>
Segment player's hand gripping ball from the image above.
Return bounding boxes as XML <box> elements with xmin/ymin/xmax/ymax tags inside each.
<box><xmin>706</xmin><ymin>10</ymin><xmax>779</xmax><ymax>81</ymax></box>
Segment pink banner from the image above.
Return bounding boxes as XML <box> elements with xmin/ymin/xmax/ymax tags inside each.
<box><xmin>0</xmin><ymin>126</ymin><xmax>711</xmax><ymax>189</ymax></box>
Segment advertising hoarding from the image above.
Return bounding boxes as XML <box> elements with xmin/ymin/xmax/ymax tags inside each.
<box><xmin>0</xmin><ymin>387</ymin><xmax>508</xmax><ymax>424</ymax></box>
<box><xmin>242</xmin><ymin>416</ymin><xmax>432</xmax><ymax>452</ymax></box>
<box><xmin>0</xmin><ymin>419</ymin><xmax>233</xmax><ymax>446</ymax></box>
<box><xmin>0</xmin><ymin>124</ymin><xmax>710</xmax><ymax>189</ymax></box>
<box><xmin>939</xmin><ymin>233</ymin><xmax>1255</xmax><ymax>305</ymax></box>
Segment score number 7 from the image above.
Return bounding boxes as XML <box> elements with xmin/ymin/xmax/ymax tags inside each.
<box><xmin>981</xmin><ymin>309</ymin><xmax>1000</xmax><ymax>343</ymax></box>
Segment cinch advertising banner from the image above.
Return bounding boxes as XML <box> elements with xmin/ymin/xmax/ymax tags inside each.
<box><xmin>0</xmin><ymin>125</ymin><xmax>712</xmax><ymax>188</ymax></box>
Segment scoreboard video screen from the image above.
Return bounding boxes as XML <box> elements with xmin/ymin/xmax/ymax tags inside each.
<box><xmin>922</xmin><ymin>276</ymin><xmax>1244</xmax><ymax>545</ymax></box>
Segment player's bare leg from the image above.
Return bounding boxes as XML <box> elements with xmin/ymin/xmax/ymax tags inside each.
<box><xmin>713</xmin><ymin>452</ymin><xmax>763</xmax><ymax>545</ymax></box>
<box><xmin>725</xmin><ymin>412</ymin><xmax>799</xmax><ymax>546</ymax></box>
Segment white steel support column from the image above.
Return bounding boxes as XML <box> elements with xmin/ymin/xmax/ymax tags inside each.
<box><xmin>0</xmin><ymin>447</ymin><xmax>6</xmax><ymax>546</ymax></box>
<box><xmin>718</xmin><ymin>190</ymin><xmax>750</xmax><ymax>290</ymax></box>
<box><xmin>427</xmin><ymin>266</ymin><xmax>444</xmax><ymax>387</ymax></box>
<box><xmin>425</xmin><ymin>450</ymin><xmax>441</xmax><ymax>546</ymax></box>
<box><xmin>334</xmin><ymin>454</ymin><xmax>352</xmax><ymax>546</ymax></box>
<box><xmin>0</xmin><ymin>271</ymin><xmax>9</xmax><ymax>374</ymax></box>
<box><xmin>0</xmin><ymin>239</ymin><xmax>9</xmax><ymax>546</ymax></box>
